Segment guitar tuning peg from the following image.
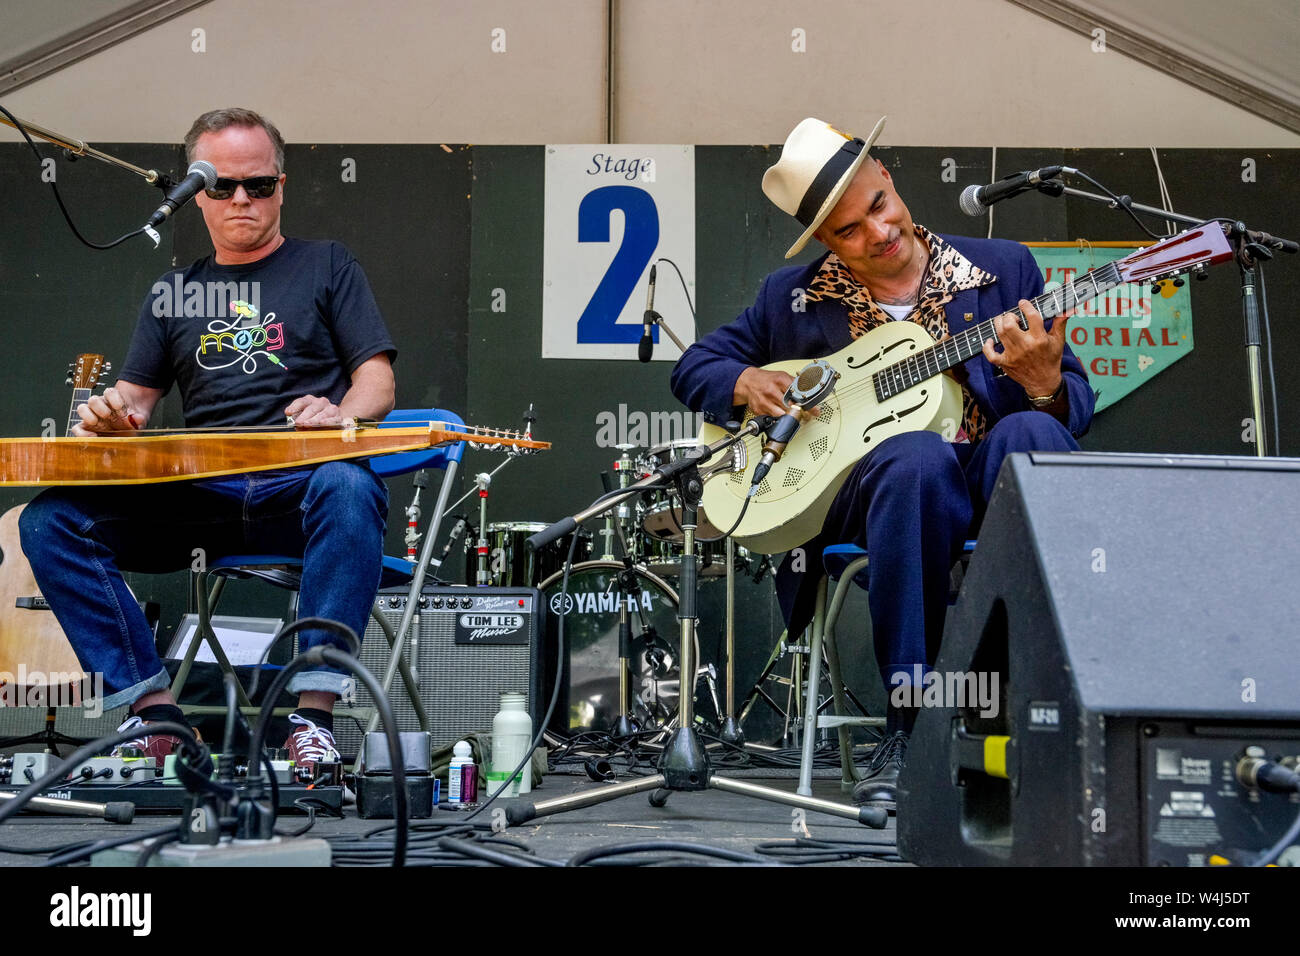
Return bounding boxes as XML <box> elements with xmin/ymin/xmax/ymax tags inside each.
<box><xmin>65</xmin><ymin>375</ymin><xmax>73</xmax><ymax>386</ymax></box>
<box><xmin>1172</xmin><ymin>276</ymin><xmax>1185</xmax><ymax>288</ymax></box>
<box><xmin>1193</xmin><ymin>265</ymin><xmax>1209</xmax><ymax>280</ymax></box>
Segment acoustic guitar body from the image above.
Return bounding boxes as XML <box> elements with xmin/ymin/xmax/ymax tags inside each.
<box><xmin>697</xmin><ymin>321</ymin><xmax>965</xmax><ymax>555</ymax></box>
<box><xmin>0</xmin><ymin>503</ymin><xmax>85</xmax><ymax>695</ymax></box>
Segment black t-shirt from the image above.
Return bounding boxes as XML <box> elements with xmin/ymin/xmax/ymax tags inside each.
<box><xmin>121</xmin><ymin>238</ymin><xmax>397</xmax><ymax>428</ymax></box>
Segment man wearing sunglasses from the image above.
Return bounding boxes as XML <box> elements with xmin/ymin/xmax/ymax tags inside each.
<box><xmin>21</xmin><ymin>108</ymin><xmax>396</xmax><ymax>776</ymax></box>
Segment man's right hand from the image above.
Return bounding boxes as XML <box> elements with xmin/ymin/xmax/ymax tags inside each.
<box><xmin>73</xmin><ymin>386</ymin><xmax>145</xmax><ymax>436</ymax></box>
<box><xmin>734</xmin><ymin>366</ymin><xmax>795</xmax><ymax>418</ymax></box>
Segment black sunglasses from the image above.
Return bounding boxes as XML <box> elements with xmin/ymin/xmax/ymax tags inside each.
<box><xmin>205</xmin><ymin>175</ymin><xmax>280</xmax><ymax>200</ymax></box>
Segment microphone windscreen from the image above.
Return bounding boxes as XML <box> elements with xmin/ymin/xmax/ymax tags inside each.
<box><xmin>187</xmin><ymin>160</ymin><xmax>218</xmax><ymax>189</ymax></box>
<box><xmin>638</xmin><ymin>332</ymin><xmax>654</xmax><ymax>362</ymax></box>
<box><xmin>958</xmin><ymin>183</ymin><xmax>986</xmax><ymax>217</ymax></box>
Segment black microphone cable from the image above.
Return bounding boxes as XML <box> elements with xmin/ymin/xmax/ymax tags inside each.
<box><xmin>0</xmin><ymin>101</ymin><xmax>155</xmax><ymax>250</ymax></box>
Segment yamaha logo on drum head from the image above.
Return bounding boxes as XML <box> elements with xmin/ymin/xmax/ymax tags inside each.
<box><xmin>550</xmin><ymin>588</ymin><xmax>658</xmax><ymax>616</ymax></box>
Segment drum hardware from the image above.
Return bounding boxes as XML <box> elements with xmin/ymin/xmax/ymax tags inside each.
<box><xmin>425</xmin><ymin>401</ymin><xmax>542</xmax><ymax>582</ymax></box>
<box><xmin>474</xmin><ymin>472</ymin><xmax>492</xmax><ymax>585</ymax></box>
<box><xmin>427</xmin><ymin>514</ymin><xmax>471</xmax><ymax>581</ymax></box>
<box><xmin>403</xmin><ymin>469</ymin><xmax>430</xmax><ymax>561</ymax></box>
<box><xmin>614</xmin><ymin>560</ymin><xmax>645</xmax><ymax>738</ymax></box>
<box><xmin>598</xmin><ymin>444</ymin><xmax>639</xmax><ymax>562</ymax></box>
<box><xmin>737</xmin><ymin>630</ymin><xmax>873</xmax><ymax>749</ymax></box>
<box><xmin>469</xmin><ymin>522</ymin><xmax>592</xmax><ymax>589</ymax></box>
<box><xmin>512</xmin><ymin>421</ymin><xmax>885</xmax><ymax>829</ymax></box>
<box><xmin>538</xmin><ymin>559</ymin><xmax>689</xmax><ymax>737</ymax></box>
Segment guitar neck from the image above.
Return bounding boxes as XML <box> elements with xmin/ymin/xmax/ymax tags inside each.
<box><xmin>65</xmin><ymin>389</ymin><xmax>91</xmax><ymax>438</ymax></box>
<box><xmin>875</xmin><ymin>260</ymin><xmax>1123</xmax><ymax>400</ymax></box>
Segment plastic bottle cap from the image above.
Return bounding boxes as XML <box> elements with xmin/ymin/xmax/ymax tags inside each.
<box><xmin>453</xmin><ymin>740</ymin><xmax>472</xmax><ymax>759</ymax></box>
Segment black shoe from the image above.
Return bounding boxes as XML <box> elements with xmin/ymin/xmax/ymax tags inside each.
<box><xmin>852</xmin><ymin>731</ymin><xmax>908</xmax><ymax>812</ymax></box>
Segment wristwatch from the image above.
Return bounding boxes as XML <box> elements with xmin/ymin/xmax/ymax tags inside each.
<box><xmin>1027</xmin><ymin>380</ymin><xmax>1065</xmax><ymax>408</ymax></box>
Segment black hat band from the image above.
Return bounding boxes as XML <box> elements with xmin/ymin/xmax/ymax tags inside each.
<box><xmin>794</xmin><ymin>137</ymin><xmax>866</xmax><ymax>228</ymax></box>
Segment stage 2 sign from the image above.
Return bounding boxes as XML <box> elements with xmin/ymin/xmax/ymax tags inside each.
<box><xmin>542</xmin><ymin>145</ymin><xmax>695</xmax><ymax>361</ymax></box>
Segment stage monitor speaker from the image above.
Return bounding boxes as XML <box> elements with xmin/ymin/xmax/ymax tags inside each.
<box><xmin>898</xmin><ymin>452</ymin><xmax>1300</xmax><ymax>867</ymax></box>
<box><xmin>331</xmin><ymin>585</ymin><xmax>545</xmax><ymax>757</ymax></box>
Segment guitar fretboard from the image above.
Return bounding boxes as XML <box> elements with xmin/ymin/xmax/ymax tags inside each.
<box><xmin>872</xmin><ymin>261</ymin><xmax>1123</xmax><ymax>401</ymax></box>
<box><xmin>65</xmin><ymin>389</ymin><xmax>91</xmax><ymax>437</ymax></box>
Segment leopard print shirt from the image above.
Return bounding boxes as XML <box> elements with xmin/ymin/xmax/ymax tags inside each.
<box><xmin>803</xmin><ymin>225</ymin><xmax>996</xmax><ymax>443</ymax></box>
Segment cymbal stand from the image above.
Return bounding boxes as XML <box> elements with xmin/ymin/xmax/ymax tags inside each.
<box><xmin>474</xmin><ymin>472</ymin><xmax>491</xmax><ymax>585</ymax></box>
<box><xmin>508</xmin><ymin>429</ymin><xmax>886</xmax><ymax>830</ymax></box>
<box><xmin>611</xmin><ymin>559</ymin><xmax>649</xmax><ymax>739</ymax></box>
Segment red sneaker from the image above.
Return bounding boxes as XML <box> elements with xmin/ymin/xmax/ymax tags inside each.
<box><xmin>110</xmin><ymin>714</ymin><xmax>189</xmax><ymax>761</ymax></box>
<box><xmin>284</xmin><ymin>714</ymin><xmax>341</xmax><ymax>778</ymax></box>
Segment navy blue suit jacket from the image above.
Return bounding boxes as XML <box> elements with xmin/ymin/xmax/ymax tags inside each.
<box><xmin>671</xmin><ymin>234</ymin><xmax>1095</xmax><ymax>440</ymax></box>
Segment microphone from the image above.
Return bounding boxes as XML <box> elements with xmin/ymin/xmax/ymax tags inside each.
<box><xmin>638</xmin><ymin>264</ymin><xmax>657</xmax><ymax>363</ymax></box>
<box><xmin>146</xmin><ymin>161</ymin><xmax>218</xmax><ymax>228</ymax></box>
<box><xmin>959</xmin><ymin>165</ymin><xmax>1070</xmax><ymax>217</ymax></box>
<box><xmin>749</xmin><ymin>360</ymin><xmax>839</xmax><ymax>495</ymax></box>
<box><xmin>750</xmin><ymin>410</ymin><xmax>805</xmax><ymax>493</ymax></box>
<box><xmin>428</xmin><ymin>517</ymin><xmax>468</xmax><ymax>572</ymax></box>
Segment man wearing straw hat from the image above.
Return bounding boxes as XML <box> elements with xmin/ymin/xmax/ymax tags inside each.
<box><xmin>672</xmin><ymin>117</ymin><xmax>1093</xmax><ymax>811</ymax></box>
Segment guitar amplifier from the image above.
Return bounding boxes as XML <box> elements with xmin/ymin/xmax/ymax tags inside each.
<box><xmin>331</xmin><ymin>585</ymin><xmax>546</xmax><ymax>756</ymax></box>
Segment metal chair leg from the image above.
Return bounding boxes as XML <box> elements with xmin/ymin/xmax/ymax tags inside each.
<box><xmin>173</xmin><ymin>572</ymin><xmax>252</xmax><ymax>710</ymax></box>
<box><xmin>821</xmin><ymin>555</ymin><xmax>875</xmax><ymax>789</ymax></box>
<box><xmin>797</xmin><ymin>578</ymin><xmax>828</xmax><ymax>796</ymax></box>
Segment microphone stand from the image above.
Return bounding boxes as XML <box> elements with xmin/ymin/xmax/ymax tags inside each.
<box><xmin>1034</xmin><ymin>179</ymin><xmax>1296</xmax><ymax>457</ymax></box>
<box><xmin>644</xmin><ymin>309</ymin><xmax>690</xmax><ymax>356</ymax></box>
<box><xmin>512</xmin><ymin>423</ymin><xmax>886</xmax><ymax>830</ymax></box>
<box><xmin>0</xmin><ymin>112</ymin><xmax>173</xmax><ymax>188</ymax></box>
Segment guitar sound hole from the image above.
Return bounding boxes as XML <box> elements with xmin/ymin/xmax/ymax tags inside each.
<box><xmin>782</xmin><ymin>467</ymin><xmax>805</xmax><ymax>488</ymax></box>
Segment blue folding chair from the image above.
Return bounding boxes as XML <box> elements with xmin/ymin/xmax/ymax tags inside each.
<box><xmin>796</xmin><ymin>539</ymin><xmax>977</xmax><ymax>796</ymax></box>
<box><xmin>170</xmin><ymin>409</ymin><xmax>467</xmax><ymax>747</ymax></box>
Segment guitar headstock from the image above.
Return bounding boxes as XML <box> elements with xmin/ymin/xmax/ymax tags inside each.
<box><xmin>65</xmin><ymin>353</ymin><xmax>109</xmax><ymax>391</ymax></box>
<box><xmin>1115</xmin><ymin>224</ymin><xmax>1235</xmax><ymax>285</ymax></box>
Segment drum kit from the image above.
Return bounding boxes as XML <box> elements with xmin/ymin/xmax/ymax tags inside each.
<box><xmin>463</xmin><ymin>439</ymin><xmax>749</xmax><ymax>738</ymax></box>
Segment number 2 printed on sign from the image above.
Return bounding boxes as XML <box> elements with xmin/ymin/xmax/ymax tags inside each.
<box><xmin>576</xmin><ymin>186</ymin><xmax>660</xmax><ymax>344</ymax></box>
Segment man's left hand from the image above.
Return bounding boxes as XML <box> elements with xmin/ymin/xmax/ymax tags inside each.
<box><xmin>981</xmin><ymin>298</ymin><xmax>1071</xmax><ymax>398</ymax></box>
<box><xmin>285</xmin><ymin>394</ymin><xmax>345</xmax><ymax>428</ymax></box>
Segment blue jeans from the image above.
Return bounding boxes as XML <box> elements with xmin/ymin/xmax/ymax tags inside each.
<box><xmin>19</xmin><ymin>462</ymin><xmax>389</xmax><ymax>711</ymax></box>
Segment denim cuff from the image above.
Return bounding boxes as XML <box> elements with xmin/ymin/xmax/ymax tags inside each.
<box><xmin>286</xmin><ymin>669</ymin><xmax>351</xmax><ymax>698</ymax></box>
<box><xmin>102</xmin><ymin>666</ymin><xmax>172</xmax><ymax>712</ymax></box>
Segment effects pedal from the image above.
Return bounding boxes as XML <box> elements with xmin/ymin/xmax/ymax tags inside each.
<box><xmin>66</xmin><ymin>756</ymin><xmax>159</xmax><ymax>785</ymax></box>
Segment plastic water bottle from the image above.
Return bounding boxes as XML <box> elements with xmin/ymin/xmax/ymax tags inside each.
<box><xmin>490</xmin><ymin>692</ymin><xmax>533</xmax><ymax>796</ymax></box>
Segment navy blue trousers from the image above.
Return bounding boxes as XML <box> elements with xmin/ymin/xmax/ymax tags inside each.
<box><xmin>776</xmin><ymin>411</ymin><xmax>1079</xmax><ymax>695</ymax></box>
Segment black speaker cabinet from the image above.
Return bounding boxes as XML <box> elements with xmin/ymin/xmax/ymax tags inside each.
<box><xmin>899</xmin><ymin>452</ymin><xmax>1300</xmax><ymax>867</ymax></box>
<box><xmin>333</xmin><ymin>585</ymin><xmax>545</xmax><ymax>756</ymax></box>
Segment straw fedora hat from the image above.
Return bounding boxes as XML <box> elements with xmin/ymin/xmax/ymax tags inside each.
<box><xmin>761</xmin><ymin>116</ymin><xmax>887</xmax><ymax>258</ymax></box>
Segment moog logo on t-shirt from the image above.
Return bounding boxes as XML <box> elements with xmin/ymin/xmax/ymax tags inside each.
<box><xmin>195</xmin><ymin>299</ymin><xmax>287</xmax><ymax>374</ymax></box>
